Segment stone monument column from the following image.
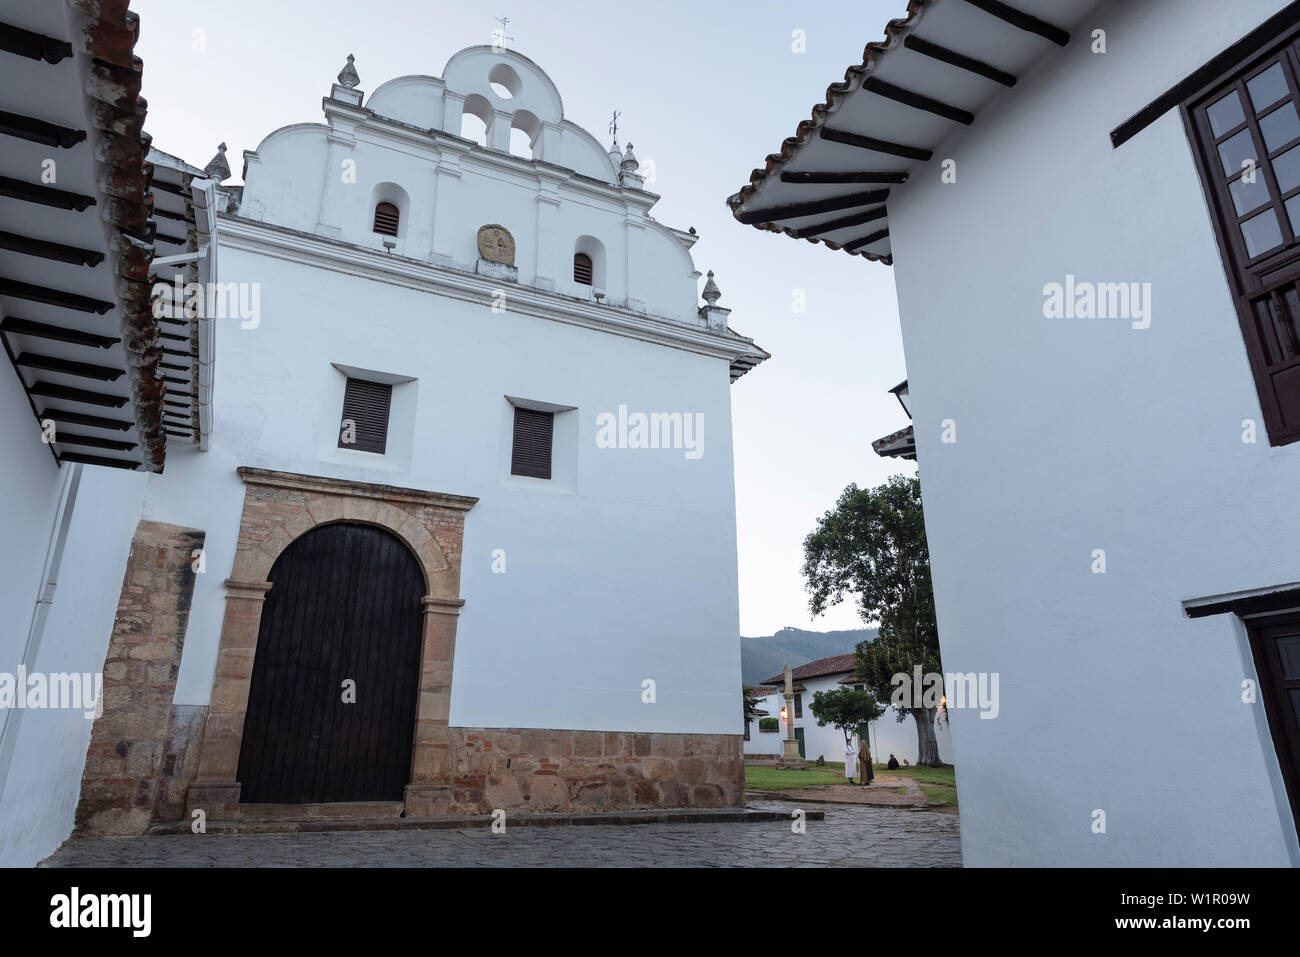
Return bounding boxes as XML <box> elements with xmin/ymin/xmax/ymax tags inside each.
<box><xmin>779</xmin><ymin>663</ymin><xmax>807</xmax><ymax>769</ymax></box>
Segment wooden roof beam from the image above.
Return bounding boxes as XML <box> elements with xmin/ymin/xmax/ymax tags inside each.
<box><xmin>780</xmin><ymin>170</ymin><xmax>908</xmax><ymax>184</ymax></box>
<box><xmin>15</xmin><ymin>352</ymin><xmax>123</xmax><ymax>381</ymax></box>
<box><xmin>0</xmin><ymin>229</ymin><xmax>104</xmax><ymax>267</ymax></box>
<box><xmin>736</xmin><ymin>188</ymin><xmax>890</xmax><ymax>225</ymax></box>
<box><xmin>0</xmin><ymin>175</ymin><xmax>95</xmax><ymax>211</ymax></box>
<box><xmin>903</xmin><ymin>35</ymin><xmax>1017</xmax><ymax>87</ymax></box>
<box><xmin>962</xmin><ymin>0</ymin><xmax>1070</xmax><ymax>47</ymax></box>
<box><xmin>0</xmin><ymin>277</ymin><xmax>113</xmax><ymax>313</ymax></box>
<box><xmin>819</xmin><ymin>127</ymin><xmax>933</xmax><ymax>161</ymax></box>
<box><xmin>0</xmin><ymin>317</ymin><xmax>117</xmax><ymax>348</ymax></box>
<box><xmin>0</xmin><ymin>109</ymin><xmax>86</xmax><ymax>148</ymax></box>
<box><xmin>0</xmin><ymin>22</ymin><xmax>73</xmax><ymax>63</ymax></box>
<box><xmin>862</xmin><ymin>77</ymin><xmax>974</xmax><ymax>125</ymax></box>
<box><xmin>39</xmin><ymin>407</ymin><xmax>133</xmax><ymax>430</ymax></box>
<box><xmin>843</xmin><ymin>228</ymin><xmax>890</xmax><ymax>252</ymax></box>
<box><xmin>790</xmin><ymin>205</ymin><xmax>888</xmax><ymax>239</ymax></box>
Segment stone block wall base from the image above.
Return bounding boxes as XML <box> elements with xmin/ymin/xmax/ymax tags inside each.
<box><xmin>153</xmin><ymin>705</ymin><xmax>208</xmax><ymax>822</ymax></box>
<box><xmin>74</xmin><ymin>520</ymin><xmax>206</xmax><ymax>837</ymax></box>
<box><xmin>403</xmin><ymin>784</ymin><xmax>451</xmax><ymax>817</ymax></box>
<box><xmin>186</xmin><ymin>781</ymin><xmax>242</xmax><ymax>821</ymax></box>
<box><xmin>448</xmin><ymin>728</ymin><xmax>744</xmax><ymax>814</ymax></box>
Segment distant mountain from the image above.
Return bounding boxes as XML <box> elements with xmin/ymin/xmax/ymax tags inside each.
<box><xmin>740</xmin><ymin>626</ymin><xmax>877</xmax><ymax>686</ymax></box>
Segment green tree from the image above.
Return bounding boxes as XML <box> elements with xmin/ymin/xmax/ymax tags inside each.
<box><xmin>807</xmin><ymin>687</ymin><xmax>884</xmax><ymax>751</ymax></box>
<box><xmin>802</xmin><ymin>475</ymin><xmax>945</xmax><ymax>766</ymax></box>
<box><xmin>742</xmin><ymin>686</ymin><xmax>764</xmax><ymax>725</ymax></box>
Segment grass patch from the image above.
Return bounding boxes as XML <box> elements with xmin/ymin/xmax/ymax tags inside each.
<box><xmin>875</xmin><ymin>764</ymin><xmax>956</xmax><ymax>787</ymax></box>
<box><xmin>746</xmin><ymin>761</ymin><xmax>958</xmax><ymax>798</ymax></box>
<box><xmin>745</xmin><ymin>763</ymin><xmax>846</xmax><ymax>791</ymax></box>
<box><xmin>918</xmin><ymin>783</ymin><xmax>958</xmax><ymax>806</ymax></box>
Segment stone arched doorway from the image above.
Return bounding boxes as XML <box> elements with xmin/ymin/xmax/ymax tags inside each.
<box><xmin>237</xmin><ymin>523</ymin><xmax>426</xmax><ymax>804</ymax></box>
<box><xmin>186</xmin><ymin>468</ymin><xmax>476</xmax><ymax>821</ymax></box>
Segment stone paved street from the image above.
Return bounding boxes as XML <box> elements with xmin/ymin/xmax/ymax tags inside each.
<box><xmin>40</xmin><ymin>802</ymin><xmax>960</xmax><ymax>867</ymax></box>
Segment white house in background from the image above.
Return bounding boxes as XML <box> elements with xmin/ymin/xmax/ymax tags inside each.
<box><xmin>731</xmin><ymin>0</ymin><xmax>1300</xmax><ymax>866</ymax></box>
<box><xmin>0</xmin><ymin>33</ymin><xmax>767</xmax><ymax>866</ymax></box>
<box><xmin>742</xmin><ymin>686</ymin><xmax>783</xmax><ymax>756</ymax></box>
<box><xmin>758</xmin><ymin>655</ymin><xmax>952</xmax><ymax>767</ymax></box>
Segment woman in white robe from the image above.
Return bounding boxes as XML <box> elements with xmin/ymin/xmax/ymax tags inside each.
<box><xmin>843</xmin><ymin>739</ymin><xmax>857</xmax><ymax>783</ymax></box>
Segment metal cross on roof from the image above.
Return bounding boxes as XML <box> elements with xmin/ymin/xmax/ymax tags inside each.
<box><xmin>492</xmin><ymin>16</ymin><xmax>515</xmax><ymax>50</ymax></box>
<box><xmin>609</xmin><ymin>110</ymin><xmax>621</xmax><ymax>145</ymax></box>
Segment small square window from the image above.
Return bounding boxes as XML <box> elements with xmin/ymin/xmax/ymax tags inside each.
<box><xmin>338</xmin><ymin>378</ymin><xmax>392</xmax><ymax>454</ymax></box>
<box><xmin>511</xmin><ymin>407</ymin><xmax>553</xmax><ymax>479</ymax></box>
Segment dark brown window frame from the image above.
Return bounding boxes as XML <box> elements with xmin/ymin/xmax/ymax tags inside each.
<box><xmin>1183</xmin><ymin>21</ymin><xmax>1300</xmax><ymax>446</ymax></box>
<box><xmin>510</xmin><ymin>406</ymin><xmax>554</xmax><ymax>479</ymax></box>
<box><xmin>1242</xmin><ymin>609</ymin><xmax>1300</xmax><ymax>838</ymax></box>
<box><xmin>338</xmin><ymin>377</ymin><xmax>392</xmax><ymax>454</ymax></box>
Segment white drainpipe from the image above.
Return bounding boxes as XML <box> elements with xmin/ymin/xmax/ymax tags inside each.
<box><xmin>190</xmin><ymin>178</ymin><xmax>218</xmax><ymax>452</ymax></box>
<box><xmin>0</xmin><ymin>462</ymin><xmax>84</xmax><ymax>802</ymax></box>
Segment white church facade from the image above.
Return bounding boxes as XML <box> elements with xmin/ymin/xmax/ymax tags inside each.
<box><xmin>731</xmin><ymin>0</ymin><xmax>1300</xmax><ymax>866</ymax></box>
<box><xmin>0</xmin><ymin>21</ymin><xmax>766</xmax><ymax>865</ymax></box>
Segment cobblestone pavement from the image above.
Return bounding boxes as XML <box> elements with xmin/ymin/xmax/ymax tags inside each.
<box><xmin>41</xmin><ymin>802</ymin><xmax>961</xmax><ymax>867</ymax></box>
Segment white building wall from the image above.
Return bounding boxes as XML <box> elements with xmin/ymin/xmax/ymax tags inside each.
<box><xmin>0</xmin><ymin>46</ymin><xmax>755</xmax><ymax>864</ymax></box>
<box><xmin>889</xmin><ymin>0</ymin><xmax>1300</xmax><ymax>865</ymax></box>
<box><xmin>151</xmin><ymin>220</ymin><xmax>742</xmax><ymax>737</ymax></box>
<box><xmin>0</xmin><ymin>467</ymin><xmax>146</xmax><ymax>866</ymax></box>
<box><xmin>0</xmin><ymin>363</ymin><xmax>62</xmax><ymax>667</ymax></box>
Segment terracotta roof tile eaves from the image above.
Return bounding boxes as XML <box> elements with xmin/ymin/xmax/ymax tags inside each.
<box><xmin>725</xmin><ymin>0</ymin><xmax>926</xmax><ymax>264</ymax></box>
<box><xmin>71</xmin><ymin>0</ymin><xmax>166</xmax><ymax>471</ymax></box>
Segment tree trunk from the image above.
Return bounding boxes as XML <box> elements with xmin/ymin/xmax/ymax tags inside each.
<box><xmin>912</xmin><ymin>706</ymin><xmax>942</xmax><ymax>766</ymax></box>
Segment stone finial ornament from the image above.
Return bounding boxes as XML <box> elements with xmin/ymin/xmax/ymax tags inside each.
<box><xmin>203</xmin><ymin>142</ymin><xmax>231</xmax><ymax>182</ymax></box>
<box><xmin>620</xmin><ymin>142</ymin><xmax>639</xmax><ymax>174</ymax></box>
<box><xmin>477</xmin><ymin>224</ymin><xmax>516</xmax><ymax>266</ymax></box>
<box><xmin>337</xmin><ymin>53</ymin><xmax>360</xmax><ymax>89</ymax></box>
<box><xmin>702</xmin><ymin>270</ymin><xmax>722</xmax><ymax>305</ymax></box>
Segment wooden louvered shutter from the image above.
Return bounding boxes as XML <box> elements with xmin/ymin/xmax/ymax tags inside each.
<box><xmin>339</xmin><ymin>378</ymin><xmax>392</xmax><ymax>453</ymax></box>
<box><xmin>373</xmin><ymin>202</ymin><xmax>400</xmax><ymax>236</ymax></box>
<box><xmin>573</xmin><ymin>253</ymin><xmax>593</xmax><ymax>285</ymax></box>
<box><xmin>1184</xmin><ymin>29</ymin><xmax>1300</xmax><ymax>444</ymax></box>
<box><xmin>511</xmin><ymin>407</ymin><xmax>553</xmax><ymax>479</ymax></box>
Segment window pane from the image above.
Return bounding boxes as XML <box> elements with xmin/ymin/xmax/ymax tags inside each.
<box><xmin>1275</xmin><ymin>144</ymin><xmax>1300</xmax><ymax>192</ymax></box>
<box><xmin>1242</xmin><ymin>207</ymin><xmax>1284</xmax><ymax>256</ymax></box>
<box><xmin>1230</xmin><ymin>169</ymin><xmax>1272</xmax><ymax>214</ymax></box>
<box><xmin>1285</xmin><ymin>194</ymin><xmax>1300</xmax><ymax>235</ymax></box>
<box><xmin>1218</xmin><ymin>128</ymin><xmax>1259</xmax><ymax>176</ymax></box>
<box><xmin>1261</xmin><ymin>102</ymin><xmax>1300</xmax><ymax>151</ymax></box>
<box><xmin>1280</xmin><ymin>634</ymin><xmax>1300</xmax><ymax>678</ymax></box>
<box><xmin>1208</xmin><ymin>90</ymin><xmax>1246</xmax><ymax>136</ymax></box>
<box><xmin>1248</xmin><ymin>62</ymin><xmax>1290</xmax><ymax>111</ymax></box>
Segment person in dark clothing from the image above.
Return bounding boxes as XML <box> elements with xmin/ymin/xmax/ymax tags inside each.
<box><xmin>887</xmin><ymin>753</ymin><xmax>900</xmax><ymax>770</ymax></box>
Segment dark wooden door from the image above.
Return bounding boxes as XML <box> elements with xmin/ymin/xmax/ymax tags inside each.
<box><xmin>1246</xmin><ymin>611</ymin><xmax>1300</xmax><ymax>834</ymax></box>
<box><xmin>237</xmin><ymin>523</ymin><xmax>425</xmax><ymax>804</ymax></box>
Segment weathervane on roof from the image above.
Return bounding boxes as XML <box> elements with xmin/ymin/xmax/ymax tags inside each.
<box><xmin>491</xmin><ymin>16</ymin><xmax>515</xmax><ymax>52</ymax></box>
<box><xmin>608</xmin><ymin>110</ymin><xmax>621</xmax><ymax>147</ymax></box>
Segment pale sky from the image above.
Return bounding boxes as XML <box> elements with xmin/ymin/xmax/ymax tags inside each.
<box><xmin>131</xmin><ymin>0</ymin><xmax>916</xmax><ymax>635</ymax></box>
